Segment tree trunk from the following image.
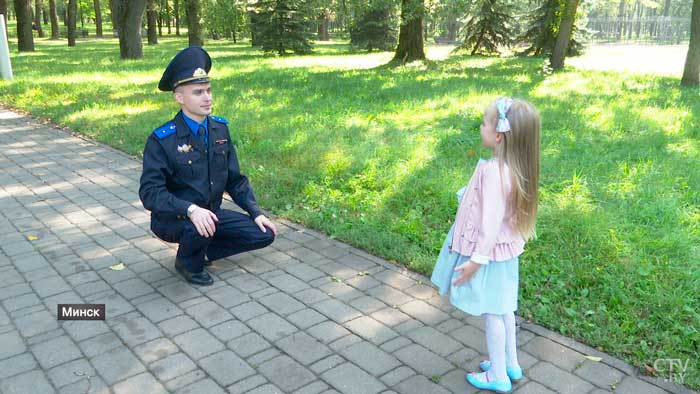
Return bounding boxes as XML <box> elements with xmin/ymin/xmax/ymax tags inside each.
<box><xmin>48</xmin><ymin>0</ymin><xmax>57</xmax><ymax>38</ymax></box>
<box><xmin>550</xmin><ymin>0</ymin><xmax>580</xmax><ymax>70</ymax></box>
<box><xmin>34</xmin><ymin>0</ymin><xmax>44</xmax><ymax>37</ymax></box>
<box><xmin>394</xmin><ymin>0</ymin><xmax>425</xmax><ymax>62</ymax></box>
<box><xmin>113</xmin><ymin>0</ymin><xmax>146</xmax><ymax>58</ymax></box>
<box><xmin>147</xmin><ymin>0</ymin><xmax>157</xmax><ymax>44</ymax></box>
<box><xmin>317</xmin><ymin>11</ymin><xmax>329</xmax><ymax>41</ymax></box>
<box><xmin>93</xmin><ymin>0</ymin><xmax>102</xmax><ymax>36</ymax></box>
<box><xmin>173</xmin><ymin>0</ymin><xmax>179</xmax><ymax>35</ymax></box>
<box><xmin>249</xmin><ymin>10</ymin><xmax>259</xmax><ymax>46</ymax></box>
<box><xmin>13</xmin><ymin>0</ymin><xmax>34</xmax><ymax>51</ymax></box>
<box><xmin>681</xmin><ymin>0</ymin><xmax>700</xmax><ymax>86</ymax></box>
<box><xmin>66</xmin><ymin>0</ymin><xmax>76</xmax><ymax>45</ymax></box>
<box><xmin>164</xmin><ymin>0</ymin><xmax>170</xmax><ymax>34</ymax></box>
<box><xmin>616</xmin><ymin>0</ymin><xmax>625</xmax><ymax>39</ymax></box>
<box><xmin>447</xmin><ymin>16</ymin><xmax>458</xmax><ymax>41</ymax></box>
<box><xmin>662</xmin><ymin>0</ymin><xmax>671</xmax><ymax>16</ymax></box>
<box><xmin>185</xmin><ymin>0</ymin><xmax>201</xmax><ymax>45</ymax></box>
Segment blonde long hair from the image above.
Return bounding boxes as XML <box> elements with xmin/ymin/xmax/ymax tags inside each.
<box><xmin>488</xmin><ymin>98</ymin><xmax>540</xmax><ymax>240</ymax></box>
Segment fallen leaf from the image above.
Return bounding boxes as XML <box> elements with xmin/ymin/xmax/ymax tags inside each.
<box><xmin>27</xmin><ymin>235</ymin><xmax>39</xmax><ymax>241</ymax></box>
<box><xmin>110</xmin><ymin>263</ymin><xmax>126</xmax><ymax>271</ymax></box>
<box><xmin>584</xmin><ymin>355</ymin><xmax>602</xmax><ymax>362</ymax></box>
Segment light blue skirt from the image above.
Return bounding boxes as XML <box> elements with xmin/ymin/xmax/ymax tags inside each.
<box><xmin>431</xmin><ymin>224</ymin><xmax>519</xmax><ymax>316</ymax></box>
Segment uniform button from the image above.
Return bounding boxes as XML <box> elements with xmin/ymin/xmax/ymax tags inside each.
<box><xmin>210</xmin><ymin>181</ymin><xmax>214</xmax><ymax>185</ymax></box>
<box><xmin>188</xmin><ymin>160</ymin><xmax>192</xmax><ymax>164</ymax></box>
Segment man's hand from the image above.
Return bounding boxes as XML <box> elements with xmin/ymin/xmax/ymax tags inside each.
<box><xmin>452</xmin><ymin>261</ymin><xmax>482</xmax><ymax>287</ymax></box>
<box><xmin>189</xmin><ymin>207</ymin><xmax>219</xmax><ymax>237</ymax></box>
<box><xmin>254</xmin><ymin>215</ymin><xmax>278</xmax><ymax>236</ymax></box>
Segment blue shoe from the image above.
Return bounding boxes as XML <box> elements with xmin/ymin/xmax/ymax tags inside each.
<box><xmin>479</xmin><ymin>360</ymin><xmax>524</xmax><ymax>381</ymax></box>
<box><xmin>466</xmin><ymin>372</ymin><xmax>512</xmax><ymax>393</ymax></box>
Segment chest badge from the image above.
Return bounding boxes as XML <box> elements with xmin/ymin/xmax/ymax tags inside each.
<box><xmin>177</xmin><ymin>144</ymin><xmax>193</xmax><ymax>153</ymax></box>
<box><xmin>215</xmin><ymin>139</ymin><xmax>228</xmax><ymax>145</ymax></box>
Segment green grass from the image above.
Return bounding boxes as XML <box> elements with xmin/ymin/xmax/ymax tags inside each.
<box><xmin>1</xmin><ymin>37</ymin><xmax>699</xmax><ymax>388</ymax></box>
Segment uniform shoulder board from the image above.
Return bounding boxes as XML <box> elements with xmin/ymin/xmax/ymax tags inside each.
<box><xmin>210</xmin><ymin>115</ymin><xmax>228</xmax><ymax>125</ymax></box>
<box><xmin>153</xmin><ymin>122</ymin><xmax>177</xmax><ymax>140</ymax></box>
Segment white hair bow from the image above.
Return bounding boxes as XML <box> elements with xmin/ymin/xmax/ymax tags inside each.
<box><xmin>496</xmin><ymin>97</ymin><xmax>514</xmax><ymax>133</ymax></box>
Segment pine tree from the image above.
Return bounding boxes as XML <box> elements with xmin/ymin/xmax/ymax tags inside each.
<box><xmin>350</xmin><ymin>1</ymin><xmax>397</xmax><ymax>52</ymax></box>
<box><xmin>252</xmin><ymin>0</ymin><xmax>313</xmax><ymax>55</ymax></box>
<box><xmin>518</xmin><ymin>0</ymin><xmax>584</xmax><ymax>56</ymax></box>
<box><xmin>457</xmin><ymin>0</ymin><xmax>513</xmax><ymax>56</ymax></box>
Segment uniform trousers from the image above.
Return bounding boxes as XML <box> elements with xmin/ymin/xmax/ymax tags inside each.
<box><xmin>152</xmin><ymin>209</ymin><xmax>275</xmax><ymax>273</ymax></box>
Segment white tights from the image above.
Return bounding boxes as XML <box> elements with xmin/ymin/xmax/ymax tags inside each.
<box><xmin>480</xmin><ymin>312</ymin><xmax>520</xmax><ymax>381</ymax></box>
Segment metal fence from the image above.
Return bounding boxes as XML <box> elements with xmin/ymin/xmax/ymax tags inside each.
<box><xmin>585</xmin><ymin>16</ymin><xmax>691</xmax><ymax>44</ymax></box>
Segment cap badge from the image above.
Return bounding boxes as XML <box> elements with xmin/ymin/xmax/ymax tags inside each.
<box><xmin>193</xmin><ymin>68</ymin><xmax>207</xmax><ymax>77</ymax></box>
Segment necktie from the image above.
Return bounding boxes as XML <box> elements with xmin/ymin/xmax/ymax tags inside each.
<box><xmin>198</xmin><ymin>125</ymin><xmax>208</xmax><ymax>147</ymax></box>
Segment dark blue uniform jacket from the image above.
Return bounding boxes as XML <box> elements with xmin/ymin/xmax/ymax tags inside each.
<box><xmin>139</xmin><ymin>111</ymin><xmax>262</xmax><ymax>227</ymax></box>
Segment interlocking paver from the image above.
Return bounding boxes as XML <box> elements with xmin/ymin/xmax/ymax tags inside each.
<box><xmin>47</xmin><ymin>358</ymin><xmax>96</xmax><ymax>389</ymax></box>
<box><xmin>174</xmin><ymin>328</ymin><xmax>225</xmax><ymax>360</ymax></box>
<box><xmin>91</xmin><ymin>347</ymin><xmax>147</xmax><ymax>385</ymax></box>
<box><xmin>0</xmin><ymin>111</ymin><xmax>681</xmax><ymax>394</ymax></box>
<box><xmin>247</xmin><ymin>312</ymin><xmax>298</xmax><ymax>341</ymax></box>
<box><xmin>321</xmin><ymin>362</ymin><xmax>386</xmax><ymax>394</ymax></box>
<box><xmin>200</xmin><ymin>350</ymin><xmax>256</xmax><ymax>386</ymax></box>
<box><xmin>341</xmin><ymin>341</ymin><xmax>401</xmax><ymax>376</ymax></box>
<box><xmin>113</xmin><ymin>372</ymin><xmax>168</xmax><ymax>394</ymax></box>
<box><xmin>276</xmin><ymin>331</ymin><xmax>333</xmax><ymax>365</ymax></box>
<box><xmin>258</xmin><ymin>355</ymin><xmax>316</xmax><ymax>392</ymax></box>
<box><xmin>30</xmin><ymin>335</ymin><xmax>82</xmax><ymax>369</ymax></box>
<box><xmin>0</xmin><ymin>370</ymin><xmax>55</xmax><ymax>394</ymax></box>
<box><xmin>133</xmin><ymin>337</ymin><xmax>180</xmax><ymax>364</ymax></box>
<box><xmin>0</xmin><ymin>353</ymin><xmax>37</xmax><ymax>380</ymax></box>
<box><xmin>150</xmin><ymin>352</ymin><xmax>197</xmax><ymax>381</ymax></box>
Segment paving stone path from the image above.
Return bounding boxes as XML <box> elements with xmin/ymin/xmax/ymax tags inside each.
<box><xmin>0</xmin><ymin>107</ymin><xmax>694</xmax><ymax>394</ymax></box>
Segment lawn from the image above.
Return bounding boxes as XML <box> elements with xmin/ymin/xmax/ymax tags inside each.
<box><xmin>1</xmin><ymin>37</ymin><xmax>698</xmax><ymax>389</ymax></box>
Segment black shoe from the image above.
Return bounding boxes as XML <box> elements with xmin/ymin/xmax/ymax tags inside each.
<box><xmin>203</xmin><ymin>258</ymin><xmax>212</xmax><ymax>267</ymax></box>
<box><xmin>175</xmin><ymin>259</ymin><xmax>214</xmax><ymax>286</ymax></box>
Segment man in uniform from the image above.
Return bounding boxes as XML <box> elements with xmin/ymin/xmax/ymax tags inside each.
<box><xmin>139</xmin><ymin>46</ymin><xmax>276</xmax><ymax>286</ymax></box>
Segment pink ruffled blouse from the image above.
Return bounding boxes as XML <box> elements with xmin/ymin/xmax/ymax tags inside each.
<box><xmin>450</xmin><ymin>159</ymin><xmax>525</xmax><ymax>264</ymax></box>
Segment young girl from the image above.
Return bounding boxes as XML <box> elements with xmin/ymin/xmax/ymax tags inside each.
<box><xmin>431</xmin><ymin>97</ymin><xmax>540</xmax><ymax>393</ymax></box>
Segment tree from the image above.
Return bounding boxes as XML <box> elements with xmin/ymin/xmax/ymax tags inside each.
<box><xmin>350</xmin><ymin>0</ymin><xmax>397</xmax><ymax>51</ymax></box>
<box><xmin>186</xmin><ymin>0</ymin><xmax>203</xmax><ymax>46</ymax></box>
<box><xmin>458</xmin><ymin>0</ymin><xmax>513</xmax><ymax>55</ymax></box>
<box><xmin>252</xmin><ymin>0</ymin><xmax>313</xmax><ymax>55</ymax></box>
<box><xmin>13</xmin><ymin>0</ymin><xmax>34</xmax><ymax>51</ymax></box>
<box><xmin>317</xmin><ymin>8</ymin><xmax>329</xmax><ymax>40</ymax></box>
<box><xmin>67</xmin><ymin>0</ymin><xmax>76</xmax><ymax>46</ymax></box>
<box><xmin>550</xmin><ymin>0</ymin><xmax>580</xmax><ymax>69</ymax></box>
<box><xmin>519</xmin><ymin>0</ymin><xmax>583</xmax><ymax>56</ymax></box>
<box><xmin>93</xmin><ymin>0</ymin><xmax>103</xmax><ymax>36</ymax></box>
<box><xmin>394</xmin><ymin>0</ymin><xmax>425</xmax><ymax>62</ymax></box>
<box><xmin>681</xmin><ymin>0</ymin><xmax>700</xmax><ymax>85</ymax></box>
<box><xmin>34</xmin><ymin>0</ymin><xmax>44</xmax><ymax>37</ymax></box>
<box><xmin>147</xmin><ymin>0</ymin><xmax>157</xmax><ymax>43</ymax></box>
<box><xmin>174</xmin><ymin>0</ymin><xmax>179</xmax><ymax>35</ymax></box>
<box><xmin>48</xmin><ymin>0</ymin><xmax>58</xmax><ymax>38</ymax></box>
<box><xmin>112</xmin><ymin>0</ymin><xmax>147</xmax><ymax>58</ymax></box>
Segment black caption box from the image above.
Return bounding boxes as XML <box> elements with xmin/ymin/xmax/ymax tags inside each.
<box><xmin>57</xmin><ymin>304</ymin><xmax>106</xmax><ymax>320</ymax></box>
